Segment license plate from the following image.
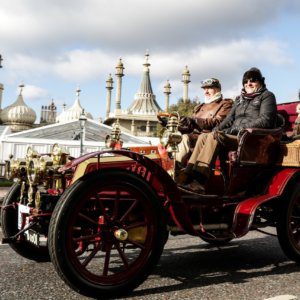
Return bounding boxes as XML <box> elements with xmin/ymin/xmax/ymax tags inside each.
<box><xmin>18</xmin><ymin>204</ymin><xmax>30</xmax><ymax>230</ymax></box>
<box><xmin>25</xmin><ymin>229</ymin><xmax>40</xmax><ymax>247</ymax></box>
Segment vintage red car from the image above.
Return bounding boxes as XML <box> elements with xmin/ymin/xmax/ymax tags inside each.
<box><xmin>1</xmin><ymin>101</ymin><xmax>300</xmax><ymax>299</ymax></box>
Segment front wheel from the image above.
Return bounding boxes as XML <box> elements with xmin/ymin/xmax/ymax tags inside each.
<box><xmin>48</xmin><ymin>170</ymin><xmax>167</xmax><ymax>299</ymax></box>
<box><xmin>277</xmin><ymin>183</ymin><xmax>300</xmax><ymax>263</ymax></box>
<box><xmin>0</xmin><ymin>183</ymin><xmax>49</xmax><ymax>261</ymax></box>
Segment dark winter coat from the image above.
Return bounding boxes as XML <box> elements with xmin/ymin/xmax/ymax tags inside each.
<box><xmin>218</xmin><ymin>89</ymin><xmax>277</xmax><ymax>135</ymax></box>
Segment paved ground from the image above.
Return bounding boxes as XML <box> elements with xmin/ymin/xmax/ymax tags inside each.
<box><xmin>1</xmin><ymin>186</ymin><xmax>300</xmax><ymax>300</ymax></box>
<box><xmin>0</xmin><ymin>227</ymin><xmax>300</xmax><ymax>300</ymax></box>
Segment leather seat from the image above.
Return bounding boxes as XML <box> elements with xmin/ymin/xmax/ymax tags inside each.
<box><xmin>229</xmin><ymin>127</ymin><xmax>283</xmax><ymax>166</ymax></box>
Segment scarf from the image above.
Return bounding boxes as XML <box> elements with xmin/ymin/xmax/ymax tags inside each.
<box><xmin>204</xmin><ymin>92</ymin><xmax>222</xmax><ymax>104</ymax></box>
<box><xmin>241</xmin><ymin>87</ymin><xmax>266</xmax><ymax>101</ymax></box>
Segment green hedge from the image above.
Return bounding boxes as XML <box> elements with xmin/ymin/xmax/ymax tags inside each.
<box><xmin>0</xmin><ymin>179</ymin><xmax>14</xmax><ymax>187</ymax></box>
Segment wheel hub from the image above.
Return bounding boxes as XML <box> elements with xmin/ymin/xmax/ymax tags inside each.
<box><xmin>114</xmin><ymin>228</ymin><xmax>128</xmax><ymax>241</ymax></box>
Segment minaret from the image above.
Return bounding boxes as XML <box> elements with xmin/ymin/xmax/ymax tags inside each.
<box><xmin>163</xmin><ymin>80</ymin><xmax>171</xmax><ymax>111</ymax></box>
<box><xmin>115</xmin><ymin>58</ymin><xmax>124</xmax><ymax>113</ymax></box>
<box><xmin>105</xmin><ymin>74</ymin><xmax>113</xmax><ymax>119</ymax></box>
<box><xmin>0</xmin><ymin>83</ymin><xmax>4</xmax><ymax>110</ymax></box>
<box><xmin>182</xmin><ymin>66</ymin><xmax>191</xmax><ymax>103</ymax></box>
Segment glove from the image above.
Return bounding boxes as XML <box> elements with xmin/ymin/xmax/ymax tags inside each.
<box><xmin>157</xmin><ymin>115</ymin><xmax>168</xmax><ymax>127</ymax></box>
<box><xmin>211</xmin><ymin>127</ymin><xmax>224</xmax><ymax>141</ymax></box>
<box><xmin>224</xmin><ymin>126</ymin><xmax>243</xmax><ymax>135</ymax></box>
<box><xmin>212</xmin><ymin>126</ymin><xmax>221</xmax><ymax>139</ymax></box>
<box><xmin>178</xmin><ymin>116</ymin><xmax>195</xmax><ymax>134</ymax></box>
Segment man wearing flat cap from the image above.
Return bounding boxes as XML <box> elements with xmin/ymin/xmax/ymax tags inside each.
<box><xmin>173</xmin><ymin>78</ymin><xmax>233</xmax><ymax>168</ymax></box>
<box><xmin>179</xmin><ymin>67</ymin><xmax>277</xmax><ymax>193</ymax></box>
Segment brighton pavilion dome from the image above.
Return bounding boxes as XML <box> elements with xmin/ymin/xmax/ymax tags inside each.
<box><xmin>0</xmin><ymin>84</ymin><xmax>36</xmax><ymax>132</ymax></box>
<box><xmin>56</xmin><ymin>88</ymin><xmax>93</xmax><ymax>123</ymax></box>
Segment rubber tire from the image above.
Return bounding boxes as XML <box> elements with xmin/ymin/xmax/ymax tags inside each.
<box><xmin>48</xmin><ymin>170</ymin><xmax>167</xmax><ymax>299</ymax></box>
<box><xmin>277</xmin><ymin>183</ymin><xmax>300</xmax><ymax>263</ymax></box>
<box><xmin>1</xmin><ymin>183</ymin><xmax>50</xmax><ymax>262</ymax></box>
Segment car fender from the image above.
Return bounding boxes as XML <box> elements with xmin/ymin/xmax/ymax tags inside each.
<box><xmin>59</xmin><ymin>149</ymin><xmax>200</xmax><ymax>235</ymax></box>
<box><xmin>232</xmin><ymin>168</ymin><xmax>300</xmax><ymax>237</ymax></box>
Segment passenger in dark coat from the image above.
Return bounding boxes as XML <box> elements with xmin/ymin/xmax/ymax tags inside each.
<box><xmin>179</xmin><ymin>67</ymin><xmax>278</xmax><ymax>193</ymax></box>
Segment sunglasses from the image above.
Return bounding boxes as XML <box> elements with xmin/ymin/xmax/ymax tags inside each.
<box><xmin>243</xmin><ymin>78</ymin><xmax>258</xmax><ymax>84</ymax></box>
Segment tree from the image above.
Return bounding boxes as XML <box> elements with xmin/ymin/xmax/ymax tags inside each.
<box><xmin>168</xmin><ymin>97</ymin><xmax>199</xmax><ymax>117</ymax></box>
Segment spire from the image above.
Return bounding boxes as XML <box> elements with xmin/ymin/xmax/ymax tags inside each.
<box><xmin>16</xmin><ymin>83</ymin><xmax>26</xmax><ymax>106</ymax></box>
<box><xmin>76</xmin><ymin>86</ymin><xmax>81</xmax><ymax>105</ymax></box>
<box><xmin>128</xmin><ymin>52</ymin><xmax>162</xmax><ymax>114</ymax></box>
<box><xmin>143</xmin><ymin>50</ymin><xmax>150</xmax><ymax>71</ymax></box>
<box><xmin>19</xmin><ymin>83</ymin><xmax>25</xmax><ymax>96</ymax></box>
<box><xmin>139</xmin><ymin>52</ymin><xmax>153</xmax><ymax>94</ymax></box>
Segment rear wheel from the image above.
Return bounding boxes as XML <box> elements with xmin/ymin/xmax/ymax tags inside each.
<box><xmin>277</xmin><ymin>183</ymin><xmax>300</xmax><ymax>263</ymax></box>
<box><xmin>48</xmin><ymin>170</ymin><xmax>167</xmax><ymax>299</ymax></box>
<box><xmin>1</xmin><ymin>183</ymin><xmax>50</xmax><ymax>261</ymax></box>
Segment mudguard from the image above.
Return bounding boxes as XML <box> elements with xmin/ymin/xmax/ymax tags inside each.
<box><xmin>59</xmin><ymin>150</ymin><xmax>199</xmax><ymax>234</ymax></box>
<box><xmin>232</xmin><ymin>168</ymin><xmax>300</xmax><ymax>237</ymax></box>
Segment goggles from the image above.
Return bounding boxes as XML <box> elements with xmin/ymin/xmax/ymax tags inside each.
<box><xmin>201</xmin><ymin>78</ymin><xmax>219</xmax><ymax>86</ymax></box>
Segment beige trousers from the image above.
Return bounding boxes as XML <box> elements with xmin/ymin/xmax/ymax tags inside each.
<box><xmin>175</xmin><ymin>134</ymin><xmax>190</xmax><ymax>164</ymax></box>
<box><xmin>188</xmin><ymin>131</ymin><xmax>238</xmax><ymax>177</ymax></box>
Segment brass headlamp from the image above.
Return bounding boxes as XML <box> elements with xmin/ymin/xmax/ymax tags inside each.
<box><xmin>160</xmin><ymin>114</ymin><xmax>182</xmax><ymax>153</ymax></box>
<box><xmin>26</xmin><ymin>147</ymin><xmax>41</xmax><ymax>184</ymax></box>
<box><xmin>105</xmin><ymin>122</ymin><xmax>123</xmax><ymax>149</ymax></box>
<box><xmin>8</xmin><ymin>158</ymin><xmax>27</xmax><ymax>180</ymax></box>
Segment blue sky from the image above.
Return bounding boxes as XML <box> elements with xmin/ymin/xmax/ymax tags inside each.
<box><xmin>0</xmin><ymin>0</ymin><xmax>300</xmax><ymax>122</ymax></box>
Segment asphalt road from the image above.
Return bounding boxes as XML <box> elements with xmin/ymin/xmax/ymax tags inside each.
<box><xmin>0</xmin><ymin>227</ymin><xmax>299</xmax><ymax>300</ymax></box>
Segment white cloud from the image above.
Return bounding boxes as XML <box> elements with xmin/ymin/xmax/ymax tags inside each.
<box><xmin>0</xmin><ymin>0</ymin><xmax>298</xmax><ymax>116</ymax></box>
<box><xmin>54</xmin><ymin>50</ymin><xmax>114</xmax><ymax>81</ymax></box>
<box><xmin>50</xmin><ymin>38</ymin><xmax>291</xmax><ymax>82</ymax></box>
<box><xmin>17</xmin><ymin>84</ymin><xmax>49</xmax><ymax>101</ymax></box>
<box><xmin>0</xmin><ymin>0</ymin><xmax>288</xmax><ymax>54</ymax></box>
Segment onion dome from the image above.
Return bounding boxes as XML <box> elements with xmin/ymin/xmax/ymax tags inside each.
<box><xmin>56</xmin><ymin>87</ymin><xmax>93</xmax><ymax>123</ymax></box>
<box><xmin>0</xmin><ymin>84</ymin><xmax>36</xmax><ymax>132</ymax></box>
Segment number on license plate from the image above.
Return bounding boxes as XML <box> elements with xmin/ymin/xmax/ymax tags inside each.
<box><xmin>25</xmin><ymin>230</ymin><xmax>40</xmax><ymax>247</ymax></box>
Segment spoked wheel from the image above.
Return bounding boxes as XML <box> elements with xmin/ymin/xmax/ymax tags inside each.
<box><xmin>48</xmin><ymin>170</ymin><xmax>167</xmax><ymax>299</ymax></box>
<box><xmin>0</xmin><ymin>183</ymin><xmax>50</xmax><ymax>261</ymax></box>
<box><xmin>277</xmin><ymin>183</ymin><xmax>300</xmax><ymax>263</ymax></box>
